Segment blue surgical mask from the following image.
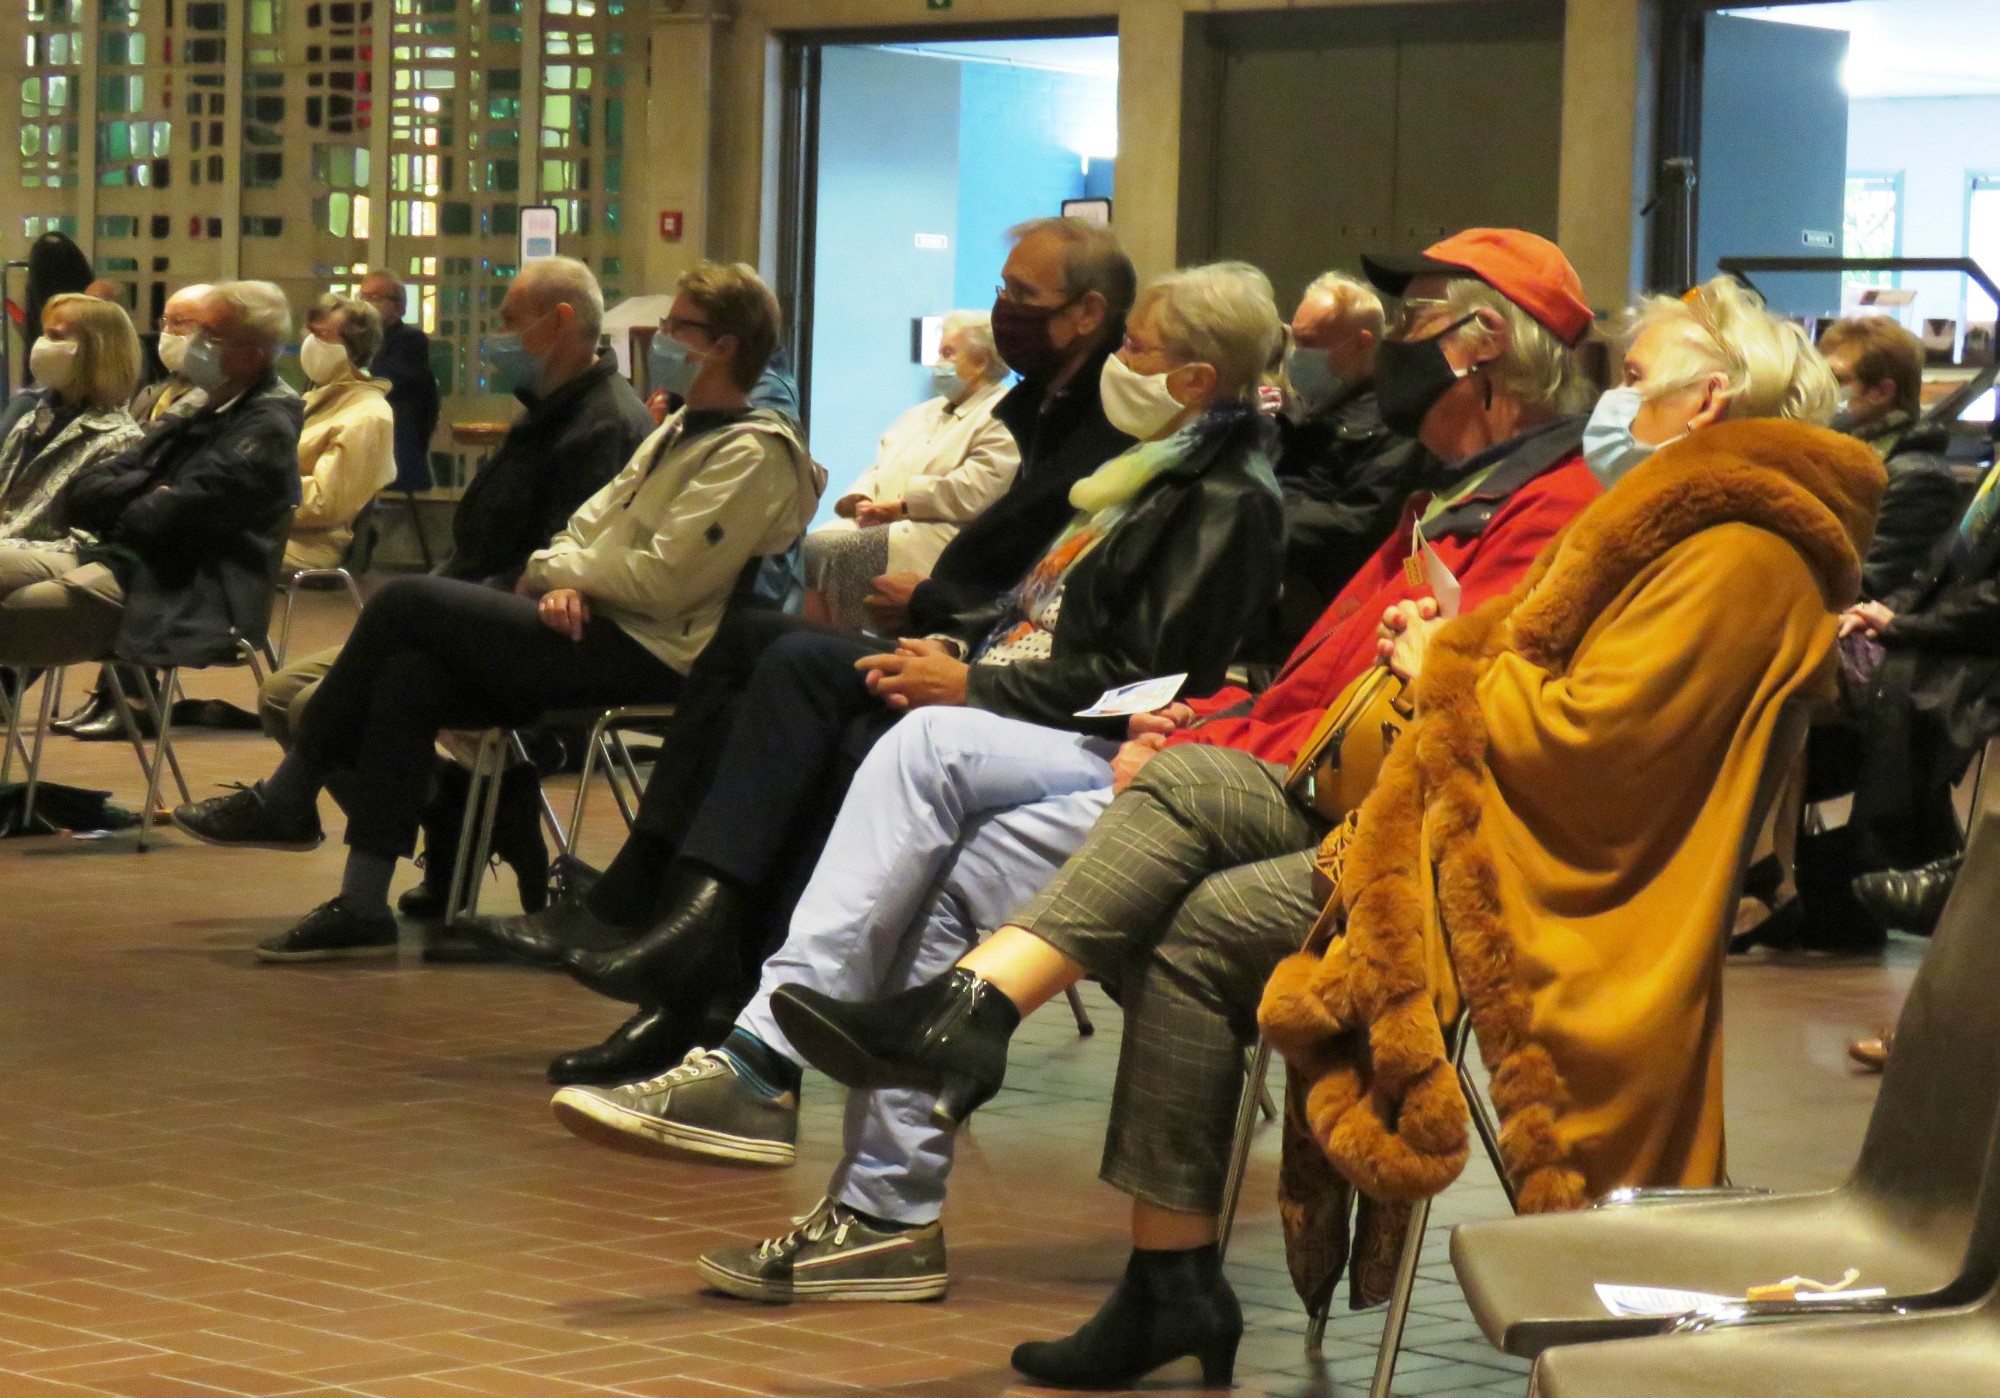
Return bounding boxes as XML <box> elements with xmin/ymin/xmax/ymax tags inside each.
<box><xmin>482</xmin><ymin>334</ymin><xmax>542</xmax><ymax>394</ymax></box>
<box><xmin>648</xmin><ymin>335</ymin><xmax>705</xmax><ymax>399</ymax></box>
<box><xmin>1583</xmin><ymin>385</ymin><xmax>1685</xmax><ymax>489</ymax></box>
<box><xmin>930</xmin><ymin>359</ymin><xmax>966</xmax><ymax>399</ymax></box>
<box><xmin>1287</xmin><ymin>349</ymin><xmax>1341</xmax><ymax>413</ymax></box>
<box><xmin>180</xmin><ymin>331</ymin><xmax>228</xmax><ymax>392</ymax></box>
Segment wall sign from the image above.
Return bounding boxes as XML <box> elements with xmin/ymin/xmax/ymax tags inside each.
<box><xmin>1801</xmin><ymin>229</ymin><xmax>1836</xmax><ymax>249</ymax></box>
<box><xmin>520</xmin><ymin>204</ymin><xmax>560</xmax><ymax>262</ymax></box>
<box><xmin>914</xmin><ymin>232</ymin><xmax>948</xmax><ymax>250</ymax></box>
<box><xmin>1062</xmin><ymin>197</ymin><xmax>1112</xmax><ymax>228</ymax></box>
<box><xmin>659</xmin><ymin>210</ymin><xmax>684</xmax><ymax>241</ymax></box>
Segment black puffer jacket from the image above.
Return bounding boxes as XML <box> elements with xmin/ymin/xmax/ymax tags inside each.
<box><xmin>60</xmin><ymin>371</ymin><xmax>302</xmax><ymax>665</ymax></box>
<box><xmin>952</xmin><ymin>406</ymin><xmax>1284</xmax><ymax>732</ymax></box>
<box><xmin>908</xmin><ymin>332</ymin><xmax>1134</xmax><ymax>631</ymax></box>
<box><xmin>445</xmin><ymin>352</ymin><xmax>654</xmax><ymax>586</ymax></box>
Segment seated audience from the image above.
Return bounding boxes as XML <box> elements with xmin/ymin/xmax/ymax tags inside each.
<box><xmin>465</xmin><ymin>217</ymin><xmax>1141</xmax><ymax>1075</ymax></box>
<box><xmin>357</xmin><ymin>272</ymin><xmax>442</xmax><ymax>494</ymax></box>
<box><xmin>767</xmin><ymin>274</ymin><xmax>1877</xmax><ymax>1388</ymax></box>
<box><xmin>253</xmin><ymin>258</ymin><xmax>655</xmax><ymax>915</ymax></box>
<box><xmin>286</xmin><ymin>293</ymin><xmax>396</xmax><ymax>573</ymax></box>
<box><xmin>485</xmin><ymin>262</ymin><xmax>1286</xmax><ymax>1099</ymax></box>
<box><xmin>128</xmin><ymin>284</ymin><xmax>216</xmax><ymax>430</ymax></box>
<box><xmin>1819</xmin><ymin>315</ymin><xmax>1961</xmax><ymax>598</ymax></box>
<box><xmin>0</xmin><ymin>294</ymin><xmax>144</xmax><ymax>551</ymax></box>
<box><xmin>0</xmin><ymin>281</ymin><xmax>302</xmax><ymax>670</ymax></box>
<box><xmin>543</xmin><ymin>230</ymin><xmax>1604</xmax><ymax>1300</ymax></box>
<box><xmin>1256</xmin><ymin>272</ymin><xmax>1433</xmax><ymax>657</ymax></box>
<box><xmin>803</xmin><ymin>311</ymin><xmax>1018</xmax><ymax>628</ymax></box>
<box><xmin>171</xmin><ymin>261</ymin><xmax>823</xmax><ymax>964</ymax></box>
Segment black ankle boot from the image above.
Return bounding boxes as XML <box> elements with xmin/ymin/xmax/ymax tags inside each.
<box><xmin>546</xmin><ymin>992</ymin><xmax>740</xmax><ymax>1085</ymax></box>
<box><xmin>563</xmin><ymin>861</ymin><xmax>743</xmax><ymax>1005</ymax></box>
<box><xmin>1012</xmin><ymin>1245</ymin><xmax>1242</xmax><ymax>1389</ymax></box>
<box><xmin>491</xmin><ymin>765</ymin><xmax>551</xmax><ymax>914</ymax></box>
<box><xmin>459</xmin><ymin>899</ymin><xmax>639</xmax><ymax>967</ymax></box>
<box><xmin>50</xmin><ymin>684</ymin><xmax>109</xmax><ymax>735</ymax></box>
<box><xmin>770</xmin><ymin>966</ymin><xmax>1022</xmax><ymax>1127</ymax></box>
<box><xmin>1853</xmin><ymin>853</ymin><xmax>1961</xmax><ymax>935</ymax></box>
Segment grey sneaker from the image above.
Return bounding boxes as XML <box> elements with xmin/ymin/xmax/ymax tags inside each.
<box><xmin>549</xmin><ymin>1048</ymin><xmax>797</xmax><ymax>1166</ymax></box>
<box><xmin>697</xmin><ymin>1199</ymin><xmax>948</xmax><ymax>1303</ymax></box>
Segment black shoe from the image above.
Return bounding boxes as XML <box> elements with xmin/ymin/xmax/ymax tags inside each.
<box><xmin>172</xmin><ymin>783</ymin><xmax>324</xmax><ymax>851</ymax></box>
<box><xmin>547</xmin><ymin>990</ymin><xmax>745</xmax><ymax>1086</ymax></box>
<box><xmin>490</xmin><ymin>765</ymin><xmax>551</xmax><ymax>915</ymax></box>
<box><xmin>1011</xmin><ymin>1245</ymin><xmax>1242</xmax><ymax>1389</ymax></box>
<box><xmin>71</xmin><ymin>699</ymin><xmax>156</xmax><ymax>741</ymax></box>
<box><xmin>1853</xmin><ymin>854</ymin><xmax>1961</xmax><ymax>935</ymax></box>
<box><xmin>771</xmin><ymin>966</ymin><xmax>1021</xmax><ymax>1128</ymax></box>
<box><xmin>398</xmin><ymin>882</ymin><xmax>449</xmax><ymax>920</ymax></box>
<box><xmin>460</xmin><ymin>899</ymin><xmax>640</xmax><ymax>969</ymax></box>
<box><xmin>563</xmin><ymin>862</ymin><xmax>743</xmax><ymax>1006</ymax></box>
<box><xmin>50</xmin><ymin>687</ymin><xmax>110</xmax><ymax>735</ymax></box>
<box><xmin>1729</xmin><ymin>895</ymin><xmax>1803</xmax><ymax>955</ymax></box>
<box><xmin>254</xmin><ymin>897</ymin><xmax>398</xmax><ymax>962</ymax></box>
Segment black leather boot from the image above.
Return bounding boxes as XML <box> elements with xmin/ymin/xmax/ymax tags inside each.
<box><xmin>562</xmin><ymin>861</ymin><xmax>744</xmax><ymax>1005</ymax></box>
<box><xmin>460</xmin><ymin>899</ymin><xmax>640</xmax><ymax>967</ymax></box>
<box><xmin>50</xmin><ymin>683</ymin><xmax>110</xmax><ymax>735</ymax></box>
<box><xmin>1853</xmin><ymin>853</ymin><xmax>1961</xmax><ymax>935</ymax></box>
<box><xmin>770</xmin><ymin>966</ymin><xmax>1022</xmax><ymax>1127</ymax></box>
<box><xmin>72</xmin><ymin>697</ymin><xmax>155</xmax><ymax>741</ymax></box>
<box><xmin>490</xmin><ymin>764</ymin><xmax>551</xmax><ymax>915</ymax></box>
<box><xmin>1011</xmin><ymin>1244</ymin><xmax>1242</xmax><ymax>1389</ymax></box>
<box><xmin>546</xmin><ymin>993</ymin><xmax>739</xmax><ymax>1085</ymax></box>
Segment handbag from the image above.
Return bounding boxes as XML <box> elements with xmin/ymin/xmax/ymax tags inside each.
<box><xmin>1283</xmin><ymin>664</ymin><xmax>1414</xmax><ymax>824</ymax></box>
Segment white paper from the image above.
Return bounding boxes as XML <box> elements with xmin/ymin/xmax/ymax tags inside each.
<box><xmin>1594</xmin><ymin>1282</ymin><xmax>1886</xmax><ymax>1318</ymax></box>
<box><xmin>1076</xmin><ymin>673</ymin><xmax>1189</xmax><ymax>719</ymax></box>
<box><xmin>1412</xmin><ymin>522</ymin><xmax>1463</xmax><ymax>619</ymax></box>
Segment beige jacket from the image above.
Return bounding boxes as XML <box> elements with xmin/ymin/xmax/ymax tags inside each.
<box><xmin>286</xmin><ymin>375</ymin><xmax>396</xmax><ymax>572</ymax></box>
<box><xmin>524</xmin><ymin>407</ymin><xmax>824</xmax><ymax>673</ymax></box>
<box><xmin>816</xmin><ymin>380</ymin><xmax>1018</xmax><ymax>574</ymax></box>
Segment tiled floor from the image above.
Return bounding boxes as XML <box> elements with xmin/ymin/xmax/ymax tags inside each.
<box><xmin>0</xmin><ymin>594</ymin><xmax>1919</xmax><ymax>1396</ymax></box>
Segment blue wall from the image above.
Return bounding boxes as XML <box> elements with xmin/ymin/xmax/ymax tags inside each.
<box><xmin>808</xmin><ymin>47</ymin><xmax>1119</xmax><ymax>514</ymax></box>
<box><xmin>809</xmin><ymin>47</ymin><xmax>961</xmax><ymax>511</ymax></box>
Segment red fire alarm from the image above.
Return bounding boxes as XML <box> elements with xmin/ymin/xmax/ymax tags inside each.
<box><xmin>659</xmin><ymin>211</ymin><xmax>684</xmax><ymax>241</ymax></box>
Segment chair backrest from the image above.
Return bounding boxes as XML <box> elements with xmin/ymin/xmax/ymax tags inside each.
<box><xmin>1850</xmin><ymin>736</ymin><xmax>2000</xmax><ymax>1287</ymax></box>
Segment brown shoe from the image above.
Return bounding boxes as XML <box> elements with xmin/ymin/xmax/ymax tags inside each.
<box><xmin>1847</xmin><ymin>1031</ymin><xmax>1894</xmax><ymax>1072</ymax></box>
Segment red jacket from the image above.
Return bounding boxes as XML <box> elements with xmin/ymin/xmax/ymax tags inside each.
<box><xmin>1171</xmin><ymin>420</ymin><xmax>1600</xmax><ymax>766</ymax></box>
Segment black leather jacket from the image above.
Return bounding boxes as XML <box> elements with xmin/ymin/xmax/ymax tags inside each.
<box><xmin>951</xmin><ymin>406</ymin><xmax>1284</xmax><ymax>732</ymax></box>
<box><xmin>1860</xmin><ymin>418</ymin><xmax>1965</xmax><ymax>601</ymax></box>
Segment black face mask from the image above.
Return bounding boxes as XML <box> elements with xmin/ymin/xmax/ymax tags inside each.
<box><xmin>1375</xmin><ymin>313</ymin><xmax>1479</xmax><ymax>438</ymax></box>
<box><xmin>990</xmin><ymin>294</ymin><xmax>1081</xmax><ymax>384</ymax></box>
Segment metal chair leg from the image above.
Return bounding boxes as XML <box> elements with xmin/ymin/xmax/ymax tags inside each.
<box><xmin>20</xmin><ymin>667</ymin><xmax>64</xmax><ymax>832</ymax></box>
<box><xmin>1064</xmin><ymin>984</ymin><xmax>1094</xmax><ymax>1036</ymax></box>
<box><xmin>1217</xmin><ymin>1039</ymin><xmax>1274</xmax><ymax>1258</ymax></box>
<box><xmin>446</xmin><ymin>731</ymin><xmax>505</xmax><ymax>923</ymax></box>
<box><xmin>276</xmin><ymin>582</ymin><xmax>300</xmax><ymax>667</ymax></box>
<box><xmin>507</xmin><ymin>731</ymin><xmax>570</xmax><ymax>860</ymax></box>
<box><xmin>563</xmin><ymin>710</ymin><xmax>616</xmax><ymax>854</ymax></box>
<box><xmin>133</xmin><ymin>666</ymin><xmax>181</xmax><ymax>852</ymax></box>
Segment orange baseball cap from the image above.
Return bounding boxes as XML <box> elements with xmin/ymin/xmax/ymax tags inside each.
<box><xmin>1362</xmin><ymin>229</ymin><xmax>1596</xmax><ymax>347</ymax></box>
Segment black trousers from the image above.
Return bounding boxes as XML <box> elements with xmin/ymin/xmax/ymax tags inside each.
<box><xmin>623</xmin><ymin>608</ymin><xmax>901</xmax><ymax>960</ymax></box>
<box><xmin>295</xmin><ymin>575</ymin><xmax>681</xmax><ymax>860</ymax></box>
<box><xmin>1848</xmin><ymin>652</ymin><xmax>1968</xmax><ymax>871</ymax></box>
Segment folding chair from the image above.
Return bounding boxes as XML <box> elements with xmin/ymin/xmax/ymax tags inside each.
<box><xmin>442</xmin><ymin>727</ymin><xmax>576</xmax><ymax>923</ymax></box>
<box><xmin>274</xmin><ymin>500</ymin><xmax>378</xmax><ymax>666</ymax></box>
<box><xmin>1453</xmin><ymin>732</ymin><xmax>2000</xmax><ymax>1365</ymax></box>
<box><xmin>106</xmin><ymin>637</ymin><xmax>274</xmax><ymax>851</ymax></box>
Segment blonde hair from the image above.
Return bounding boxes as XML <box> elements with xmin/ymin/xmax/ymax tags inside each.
<box><xmin>1132</xmin><ymin>261</ymin><xmax>1283</xmax><ymax>404</ymax></box>
<box><xmin>308</xmin><ymin>292</ymin><xmax>383</xmax><ymax>370</ymax></box>
<box><xmin>676</xmin><ymin>260</ymin><xmax>782</xmax><ymax>391</ymax></box>
<box><xmin>1627</xmin><ymin>277</ymin><xmax>1838</xmax><ymax>424</ymax></box>
<box><xmin>42</xmin><ymin>292</ymin><xmax>141</xmax><ymax>409</ymax></box>
<box><xmin>1305</xmin><ymin>271</ymin><xmax>1386</xmax><ymax>340</ymax></box>
<box><xmin>1442</xmin><ymin>278</ymin><xmax>1597</xmax><ymax>417</ymax></box>
<box><xmin>941</xmin><ymin>309</ymin><xmax>1004</xmax><ymax>378</ymax></box>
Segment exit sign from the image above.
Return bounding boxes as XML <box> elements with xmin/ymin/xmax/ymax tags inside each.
<box><xmin>926</xmin><ymin>0</ymin><xmax>951</xmax><ymax>10</ymax></box>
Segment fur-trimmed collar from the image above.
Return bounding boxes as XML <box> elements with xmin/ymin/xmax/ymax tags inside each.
<box><xmin>1258</xmin><ymin>417</ymin><xmax>1884</xmax><ymax>1210</ymax></box>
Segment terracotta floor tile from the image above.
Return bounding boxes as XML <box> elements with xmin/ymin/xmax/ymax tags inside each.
<box><xmin>0</xmin><ymin>597</ymin><xmax>1918</xmax><ymax>1396</ymax></box>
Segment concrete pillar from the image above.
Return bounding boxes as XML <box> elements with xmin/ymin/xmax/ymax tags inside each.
<box><xmin>1113</xmin><ymin>0</ymin><xmax>1182</xmax><ymax>282</ymax></box>
<box><xmin>1558</xmin><ymin>0</ymin><xmax>1653</xmax><ymax>310</ymax></box>
<box><xmin>643</xmin><ymin>19</ymin><xmax>718</xmax><ymax>292</ymax></box>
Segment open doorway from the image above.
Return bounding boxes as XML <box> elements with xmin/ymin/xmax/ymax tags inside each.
<box><xmin>1691</xmin><ymin>0</ymin><xmax>2000</xmax><ymax>422</ymax></box>
<box><xmin>775</xmin><ymin>32</ymin><xmax>1118</xmax><ymax>511</ymax></box>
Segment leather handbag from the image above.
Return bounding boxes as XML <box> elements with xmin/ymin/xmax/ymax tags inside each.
<box><xmin>1284</xmin><ymin>664</ymin><xmax>1414</xmax><ymax>824</ymax></box>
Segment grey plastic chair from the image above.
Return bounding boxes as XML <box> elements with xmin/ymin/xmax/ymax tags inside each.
<box><xmin>1452</xmin><ymin>734</ymin><xmax>2000</xmax><ymax>1361</ymax></box>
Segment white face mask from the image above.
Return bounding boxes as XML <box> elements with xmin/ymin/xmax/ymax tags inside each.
<box><xmin>299</xmin><ymin>333</ymin><xmax>352</xmax><ymax>385</ymax></box>
<box><xmin>1582</xmin><ymin>385</ymin><xmax>1688</xmax><ymax>489</ymax></box>
<box><xmin>29</xmin><ymin>337</ymin><xmax>80</xmax><ymax>394</ymax></box>
<box><xmin>1099</xmin><ymin>353</ymin><xmax>1189</xmax><ymax>440</ymax></box>
<box><xmin>157</xmin><ymin>330</ymin><xmax>190</xmax><ymax>374</ymax></box>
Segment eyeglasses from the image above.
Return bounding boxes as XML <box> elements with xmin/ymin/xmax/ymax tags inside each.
<box><xmin>995</xmin><ymin>282</ymin><xmax>1070</xmax><ymax>307</ymax></box>
<box><xmin>1391</xmin><ymin>297</ymin><xmax>1454</xmax><ymax>337</ymax></box>
<box><xmin>660</xmin><ymin>315</ymin><xmax>712</xmax><ymax>337</ymax></box>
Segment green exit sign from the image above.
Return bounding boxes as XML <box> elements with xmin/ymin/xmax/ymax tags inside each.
<box><xmin>926</xmin><ymin>0</ymin><xmax>952</xmax><ymax>10</ymax></box>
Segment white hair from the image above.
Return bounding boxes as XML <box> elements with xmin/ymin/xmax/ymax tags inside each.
<box><xmin>211</xmin><ymin>280</ymin><xmax>292</xmax><ymax>352</ymax></box>
<box><xmin>941</xmin><ymin>309</ymin><xmax>1004</xmax><ymax>377</ymax></box>
<box><xmin>515</xmin><ymin>255</ymin><xmax>604</xmax><ymax>339</ymax></box>
<box><xmin>1304</xmin><ymin>271</ymin><xmax>1385</xmax><ymax>339</ymax></box>
<box><xmin>1442</xmin><ymin>278</ymin><xmax>1596</xmax><ymax>417</ymax></box>
<box><xmin>1134</xmin><ymin>261</ymin><xmax>1283</xmax><ymax>403</ymax></box>
<box><xmin>1626</xmin><ymin>277</ymin><xmax>1840</xmax><ymax>425</ymax></box>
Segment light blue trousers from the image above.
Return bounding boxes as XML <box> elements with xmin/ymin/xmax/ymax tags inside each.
<box><xmin>737</xmin><ymin>705</ymin><xmax>1117</xmax><ymax>1224</ymax></box>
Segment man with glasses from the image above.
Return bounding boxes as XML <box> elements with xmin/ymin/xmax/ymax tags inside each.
<box><xmin>358</xmin><ymin>272</ymin><xmax>442</xmax><ymax>495</ymax></box>
<box><xmin>0</xmin><ymin>281</ymin><xmax>300</xmax><ymax>673</ymax></box>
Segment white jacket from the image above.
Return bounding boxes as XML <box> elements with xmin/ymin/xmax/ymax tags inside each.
<box><xmin>815</xmin><ymin>379</ymin><xmax>1018</xmax><ymax>575</ymax></box>
<box><xmin>286</xmin><ymin>375</ymin><xmax>396</xmax><ymax>572</ymax></box>
<box><xmin>525</xmin><ymin>407</ymin><xmax>823</xmax><ymax>673</ymax></box>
